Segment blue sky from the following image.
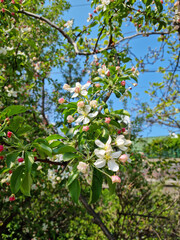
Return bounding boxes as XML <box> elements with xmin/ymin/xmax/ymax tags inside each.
<box><xmin>50</xmin><ymin>0</ymin><xmax>179</xmax><ymax>137</ymax></box>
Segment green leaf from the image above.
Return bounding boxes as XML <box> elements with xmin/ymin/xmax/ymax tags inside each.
<box><xmin>7</xmin><ymin>116</ymin><xmax>24</xmax><ymax>132</ymax></box>
<box><xmin>46</xmin><ymin>134</ymin><xmax>66</xmax><ymax>141</ymax></box>
<box><xmin>89</xmin><ymin>167</ymin><xmax>103</xmax><ymax>204</ymax></box>
<box><xmin>146</xmin><ymin>0</ymin><xmax>153</xmax><ymax>6</ymax></box>
<box><xmin>68</xmin><ymin>178</ymin><xmax>80</xmax><ymax>204</ymax></box>
<box><xmin>25</xmin><ymin>152</ymin><xmax>34</xmax><ymax>172</ymax></box>
<box><xmin>33</xmin><ymin>143</ymin><xmax>52</xmax><ymax>157</ymax></box>
<box><xmin>0</xmin><ymin>132</ymin><xmax>6</xmax><ymax>137</ymax></box>
<box><xmin>63</xmin><ymin>152</ymin><xmax>81</xmax><ymax>161</ymax></box>
<box><xmin>6</xmin><ymin>151</ymin><xmax>20</xmax><ymax>168</ymax></box>
<box><xmin>10</xmin><ymin>165</ymin><xmax>25</xmax><ymax>194</ymax></box>
<box><xmin>20</xmin><ymin>172</ymin><xmax>32</xmax><ymax>196</ymax></box>
<box><xmin>16</xmin><ymin>125</ymin><xmax>33</xmax><ymax>136</ymax></box>
<box><xmin>1</xmin><ymin>105</ymin><xmax>28</xmax><ymax>117</ymax></box>
<box><xmin>67</xmin><ymin>172</ymin><xmax>79</xmax><ymax>186</ymax></box>
<box><xmin>93</xmin><ymin>77</ymin><xmax>102</xmax><ymax>82</ymax></box>
<box><xmin>52</xmin><ymin>145</ymin><xmax>76</xmax><ymax>155</ymax></box>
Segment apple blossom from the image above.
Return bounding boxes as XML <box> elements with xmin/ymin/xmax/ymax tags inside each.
<box><xmin>82</xmin><ymin>126</ymin><xmax>89</xmax><ymax>132</ymax></box>
<box><xmin>94</xmin><ymin>136</ymin><xmax>122</xmax><ymax>171</ymax></box>
<box><xmin>95</xmin><ymin>83</ymin><xmax>101</xmax><ymax>88</ymax></box>
<box><xmin>77</xmin><ymin>101</ymin><xmax>85</xmax><ymax>108</ymax></box>
<box><xmin>98</xmin><ymin>65</ymin><xmax>110</xmax><ymax>77</ymax></box>
<box><xmin>105</xmin><ymin>117</ymin><xmax>111</xmax><ymax>124</ymax></box>
<box><xmin>90</xmin><ymin>100</ymin><xmax>98</xmax><ymax>108</ymax></box>
<box><xmin>87</xmin><ymin>13</ymin><xmax>93</xmax><ymax>22</ymax></box>
<box><xmin>115</xmin><ymin>135</ymin><xmax>131</xmax><ymax>151</ymax></box>
<box><xmin>58</xmin><ymin>98</ymin><xmax>65</xmax><ymax>104</ymax></box>
<box><xmin>121</xmin><ymin>81</ymin><xmax>126</xmax><ymax>86</ymax></box>
<box><xmin>63</xmin><ymin>83</ymin><xmax>70</xmax><ymax>90</ymax></box>
<box><xmin>77</xmin><ymin>162</ymin><xmax>88</xmax><ymax>173</ymax></box>
<box><xmin>65</xmin><ymin>82</ymin><xmax>90</xmax><ymax>98</ymax></box>
<box><xmin>111</xmin><ymin>175</ymin><xmax>121</xmax><ymax>183</ymax></box>
<box><xmin>67</xmin><ymin>115</ymin><xmax>74</xmax><ymax>123</ymax></box>
<box><xmin>75</xmin><ymin>105</ymin><xmax>98</xmax><ymax>125</ymax></box>
<box><xmin>119</xmin><ymin>154</ymin><xmax>129</xmax><ymax>163</ymax></box>
<box><xmin>64</xmin><ymin>20</ymin><xmax>73</xmax><ymax>28</ymax></box>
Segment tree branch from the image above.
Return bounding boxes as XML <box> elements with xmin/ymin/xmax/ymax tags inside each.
<box><xmin>18</xmin><ymin>10</ymin><xmax>169</xmax><ymax>56</ymax></box>
<box><xmin>79</xmin><ymin>194</ymin><xmax>115</xmax><ymax>240</ymax></box>
<box><xmin>18</xmin><ymin>10</ymin><xmax>79</xmax><ymax>53</ymax></box>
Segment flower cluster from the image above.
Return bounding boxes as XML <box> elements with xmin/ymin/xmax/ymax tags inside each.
<box><xmin>94</xmin><ymin>135</ymin><xmax>131</xmax><ymax>172</ymax></box>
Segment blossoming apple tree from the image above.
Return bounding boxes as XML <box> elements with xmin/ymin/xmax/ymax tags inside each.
<box><xmin>0</xmin><ymin>0</ymin><xmax>178</xmax><ymax>239</ymax></box>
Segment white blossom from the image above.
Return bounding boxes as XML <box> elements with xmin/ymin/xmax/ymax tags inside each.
<box><xmin>66</xmin><ymin>82</ymin><xmax>90</xmax><ymax>98</ymax></box>
<box><xmin>64</xmin><ymin>20</ymin><xmax>73</xmax><ymax>28</ymax></box>
<box><xmin>94</xmin><ymin>136</ymin><xmax>122</xmax><ymax>172</ymax></box>
<box><xmin>98</xmin><ymin>65</ymin><xmax>109</xmax><ymax>77</ymax></box>
<box><xmin>75</xmin><ymin>105</ymin><xmax>98</xmax><ymax>125</ymax></box>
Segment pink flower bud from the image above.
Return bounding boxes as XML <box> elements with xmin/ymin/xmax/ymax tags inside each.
<box><xmin>122</xmin><ymin>128</ymin><xmax>126</xmax><ymax>132</ymax></box>
<box><xmin>1</xmin><ymin>0</ymin><xmax>4</xmax><ymax>3</ymax></box>
<box><xmin>77</xmin><ymin>101</ymin><xmax>85</xmax><ymax>108</ymax></box>
<box><xmin>2</xmin><ymin>8</ymin><xmax>5</xmax><ymax>13</ymax></box>
<box><xmin>9</xmin><ymin>170</ymin><xmax>13</xmax><ymax>174</ymax></box>
<box><xmin>77</xmin><ymin>161</ymin><xmax>88</xmax><ymax>173</ymax></box>
<box><xmin>67</xmin><ymin>115</ymin><xmax>74</xmax><ymax>123</ymax></box>
<box><xmin>11</xmin><ymin>0</ymin><xmax>15</xmax><ymax>3</ymax></box>
<box><xmin>0</xmin><ymin>145</ymin><xmax>4</xmax><ymax>152</ymax></box>
<box><xmin>105</xmin><ymin>117</ymin><xmax>111</xmax><ymax>124</ymax></box>
<box><xmin>7</xmin><ymin>131</ymin><xmax>12</xmax><ymax>138</ymax></box>
<box><xmin>0</xmin><ymin>156</ymin><xmax>4</xmax><ymax>160</ymax></box>
<box><xmin>121</xmin><ymin>81</ymin><xmax>126</xmax><ymax>86</ymax></box>
<box><xmin>116</xmin><ymin>66</ymin><xmax>120</xmax><ymax>71</ymax></box>
<box><xmin>117</xmin><ymin>130</ymin><xmax>121</xmax><ymax>134</ymax></box>
<box><xmin>131</xmin><ymin>66</ymin><xmax>135</xmax><ymax>72</ymax></box>
<box><xmin>18</xmin><ymin>157</ymin><xmax>24</xmax><ymax>163</ymax></box>
<box><xmin>11</xmin><ymin>12</ymin><xmax>15</xmax><ymax>16</ymax></box>
<box><xmin>111</xmin><ymin>175</ymin><xmax>121</xmax><ymax>183</ymax></box>
<box><xmin>9</xmin><ymin>194</ymin><xmax>15</xmax><ymax>201</ymax></box>
<box><xmin>119</xmin><ymin>154</ymin><xmax>128</xmax><ymax>163</ymax></box>
<box><xmin>82</xmin><ymin>126</ymin><xmax>89</xmax><ymax>132</ymax></box>
<box><xmin>95</xmin><ymin>83</ymin><xmax>101</xmax><ymax>88</ymax></box>
<box><xmin>58</xmin><ymin>98</ymin><xmax>65</xmax><ymax>104</ymax></box>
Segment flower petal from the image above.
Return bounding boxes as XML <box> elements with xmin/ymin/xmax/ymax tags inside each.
<box><xmin>94</xmin><ymin>149</ymin><xmax>106</xmax><ymax>158</ymax></box>
<box><xmin>83</xmin><ymin>117</ymin><xmax>90</xmax><ymax>124</ymax></box>
<box><xmin>72</xmin><ymin>93</ymin><xmax>78</xmax><ymax>98</ymax></box>
<box><xmin>75</xmin><ymin>116</ymin><xmax>84</xmax><ymax>123</ymax></box>
<box><xmin>94</xmin><ymin>159</ymin><xmax>106</xmax><ymax>168</ymax></box>
<box><xmin>84</xmin><ymin>105</ymin><xmax>91</xmax><ymax>113</ymax></box>
<box><xmin>81</xmin><ymin>90</ymin><xmax>88</xmax><ymax>96</ymax></box>
<box><xmin>111</xmin><ymin>151</ymin><xmax>122</xmax><ymax>158</ymax></box>
<box><xmin>95</xmin><ymin>139</ymin><xmax>105</xmax><ymax>148</ymax></box>
<box><xmin>88</xmin><ymin>111</ymin><xmax>98</xmax><ymax>118</ymax></box>
<box><xmin>82</xmin><ymin>82</ymin><xmax>91</xmax><ymax>89</ymax></box>
<box><xmin>107</xmin><ymin>136</ymin><xmax>112</xmax><ymax>145</ymax></box>
<box><xmin>108</xmin><ymin>160</ymin><xmax>119</xmax><ymax>172</ymax></box>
